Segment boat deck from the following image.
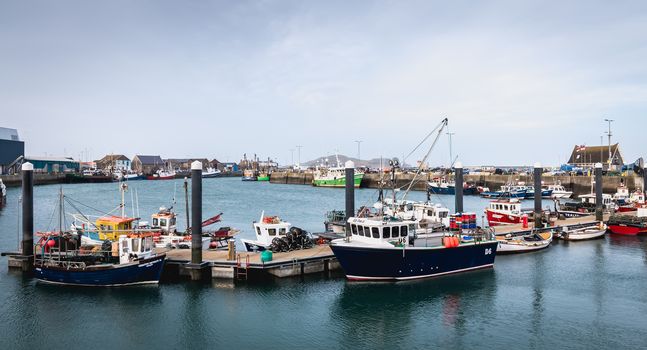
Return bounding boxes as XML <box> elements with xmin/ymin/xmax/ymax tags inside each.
<box><xmin>159</xmin><ymin>244</ymin><xmax>338</xmax><ymax>280</ymax></box>
<box><xmin>491</xmin><ymin>213</ymin><xmax>616</xmax><ymax>235</ymax></box>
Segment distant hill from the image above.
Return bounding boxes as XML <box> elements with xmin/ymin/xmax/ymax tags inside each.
<box><xmin>303</xmin><ymin>154</ymin><xmax>409</xmax><ymax>169</ymax></box>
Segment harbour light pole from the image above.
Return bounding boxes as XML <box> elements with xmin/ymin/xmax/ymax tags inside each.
<box><xmin>604</xmin><ymin>118</ymin><xmax>613</xmax><ymax>168</ymax></box>
<box><xmin>296</xmin><ymin>145</ymin><xmax>303</xmax><ymax>170</ymax></box>
<box><xmin>354</xmin><ymin>140</ymin><xmax>362</xmax><ymax>161</ymax></box>
<box><xmin>290</xmin><ymin>149</ymin><xmax>294</xmax><ymax>169</ymax></box>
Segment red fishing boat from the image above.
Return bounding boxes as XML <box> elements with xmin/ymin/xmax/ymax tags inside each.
<box><xmin>607</xmin><ymin>215</ymin><xmax>647</xmax><ymax>235</ymax></box>
<box><xmin>484</xmin><ymin>198</ymin><xmax>531</xmax><ymax>226</ymax></box>
<box><xmin>146</xmin><ymin>169</ymin><xmax>176</xmax><ymax>180</ymax></box>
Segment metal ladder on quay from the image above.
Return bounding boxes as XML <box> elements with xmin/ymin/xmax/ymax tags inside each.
<box><xmin>236</xmin><ymin>254</ymin><xmax>250</xmax><ymax>281</ymax></box>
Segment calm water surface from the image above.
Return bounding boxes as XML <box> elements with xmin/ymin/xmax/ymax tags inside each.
<box><xmin>1</xmin><ymin>178</ymin><xmax>646</xmax><ymax>349</ymax></box>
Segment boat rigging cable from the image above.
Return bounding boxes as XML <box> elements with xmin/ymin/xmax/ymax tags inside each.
<box><xmin>401</xmin><ymin>118</ymin><xmax>448</xmax><ymax>201</ymax></box>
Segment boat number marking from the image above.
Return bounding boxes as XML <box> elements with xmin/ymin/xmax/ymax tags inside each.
<box><xmin>484</xmin><ymin>248</ymin><xmax>492</xmax><ymax>255</ymax></box>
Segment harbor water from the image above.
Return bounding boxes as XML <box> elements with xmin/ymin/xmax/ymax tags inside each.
<box><xmin>1</xmin><ymin>178</ymin><xmax>647</xmax><ymax>349</ymax></box>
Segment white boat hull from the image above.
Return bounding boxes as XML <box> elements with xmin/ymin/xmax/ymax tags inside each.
<box><xmin>496</xmin><ymin>232</ymin><xmax>553</xmax><ymax>254</ymax></box>
<box><xmin>559</xmin><ymin>227</ymin><xmax>606</xmax><ymax>241</ymax></box>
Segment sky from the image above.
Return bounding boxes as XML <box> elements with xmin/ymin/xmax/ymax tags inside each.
<box><xmin>1</xmin><ymin>0</ymin><xmax>646</xmax><ymax>167</ymax></box>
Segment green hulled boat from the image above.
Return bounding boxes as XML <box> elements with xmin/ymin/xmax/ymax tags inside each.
<box><xmin>257</xmin><ymin>172</ymin><xmax>270</xmax><ymax>181</ymax></box>
<box><xmin>312</xmin><ymin>168</ymin><xmax>364</xmax><ymax>188</ymax></box>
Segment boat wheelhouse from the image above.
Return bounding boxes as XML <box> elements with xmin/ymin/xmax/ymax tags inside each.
<box><xmin>543</xmin><ymin>183</ymin><xmax>572</xmax><ymax>199</ymax></box>
<box><xmin>242</xmin><ymin>169</ymin><xmax>258</xmax><ymax>181</ymax></box>
<box><xmin>485</xmin><ymin>198</ymin><xmax>528</xmax><ymax>226</ymax></box>
<box><xmin>151</xmin><ymin>207</ymin><xmax>177</xmax><ymax>234</ymax></box>
<box><xmin>241</xmin><ymin>213</ymin><xmax>291</xmax><ymax>251</ymax></box>
<box><xmin>95</xmin><ymin>216</ymin><xmax>137</xmax><ymax>241</ymax></box>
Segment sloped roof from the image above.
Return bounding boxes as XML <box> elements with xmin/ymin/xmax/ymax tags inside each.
<box><xmin>134</xmin><ymin>155</ymin><xmax>163</xmax><ymax>165</ymax></box>
<box><xmin>0</xmin><ymin>127</ymin><xmax>19</xmax><ymax>141</ymax></box>
<box><xmin>98</xmin><ymin>154</ymin><xmax>130</xmax><ymax>162</ymax></box>
<box><xmin>567</xmin><ymin>144</ymin><xmax>622</xmax><ymax>164</ymax></box>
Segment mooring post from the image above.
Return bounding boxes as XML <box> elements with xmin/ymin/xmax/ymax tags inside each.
<box><xmin>534</xmin><ymin>162</ymin><xmax>542</xmax><ymax>228</ymax></box>
<box><xmin>21</xmin><ymin>162</ymin><xmax>34</xmax><ymax>263</ymax></box>
<box><xmin>454</xmin><ymin>162</ymin><xmax>463</xmax><ymax>213</ymax></box>
<box><xmin>595</xmin><ymin>163</ymin><xmax>603</xmax><ymax>221</ymax></box>
<box><xmin>191</xmin><ymin>161</ymin><xmax>202</xmax><ymax>264</ymax></box>
<box><xmin>345</xmin><ymin>160</ymin><xmax>355</xmax><ymax>237</ymax></box>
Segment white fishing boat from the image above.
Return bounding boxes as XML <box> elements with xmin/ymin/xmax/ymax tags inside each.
<box><xmin>557</xmin><ymin>222</ymin><xmax>607</xmax><ymax>241</ymax></box>
<box><xmin>241</xmin><ymin>212</ymin><xmax>291</xmax><ymax>251</ymax></box>
<box><xmin>312</xmin><ymin>154</ymin><xmax>364</xmax><ymax>188</ymax></box>
<box><xmin>543</xmin><ymin>183</ymin><xmax>572</xmax><ymax>199</ymax></box>
<box><xmin>495</xmin><ymin>230</ymin><xmax>553</xmax><ymax>254</ymax></box>
<box><xmin>0</xmin><ymin>179</ymin><xmax>6</xmax><ymax>208</ymax></box>
<box><xmin>384</xmin><ymin>199</ymin><xmax>450</xmax><ymax>237</ymax></box>
<box><xmin>202</xmin><ymin>167</ymin><xmax>221</xmax><ymax>178</ymax></box>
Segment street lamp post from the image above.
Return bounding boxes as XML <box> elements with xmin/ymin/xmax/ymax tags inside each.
<box><xmin>604</xmin><ymin>118</ymin><xmax>614</xmax><ymax>168</ymax></box>
<box><xmin>290</xmin><ymin>149</ymin><xmax>294</xmax><ymax>168</ymax></box>
<box><xmin>296</xmin><ymin>145</ymin><xmax>303</xmax><ymax>170</ymax></box>
<box><xmin>354</xmin><ymin>140</ymin><xmax>362</xmax><ymax>161</ymax></box>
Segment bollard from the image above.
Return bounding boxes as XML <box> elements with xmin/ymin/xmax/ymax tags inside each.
<box><xmin>534</xmin><ymin>162</ymin><xmax>542</xmax><ymax>228</ymax></box>
<box><xmin>522</xmin><ymin>214</ymin><xmax>529</xmax><ymax>229</ymax></box>
<box><xmin>454</xmin><ymin>162</ymin><xmax>464</xmax><ymax>213</ymax></box>
<box><xmin>345</xmin><ymin>161</ymin><xmax>355</xmax><ymax>237</ymax></box>
<box><xmin>191</xmin><ymin>161</ymin><xmax>203</xmax><ymax>264</ymax></box>
<box><xmin>227</xmin><ymin>239</ymin><xmax>236</xmax><ymax>261</ymax></box>
<box><xmin>595</xmin><ymin>163</ymin><xmax>603</xmax><ymax>221</ymax></box>
<box><xmin>21</xmin><ymin>162</ymin><xmax>34</xmax><ymax>259</ymax></box>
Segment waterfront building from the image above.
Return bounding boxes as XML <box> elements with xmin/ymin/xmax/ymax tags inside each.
<box><xmin>96</xmin><ymin>154</ymin><xmax>131</xmax><ymax>172</ymax></box>
<box><xmin>132</xmin><ymin>155</ymin><xmax>164</xmax><ymax>175</ymax></box>
<box><xmin>8</xmin><ymin>155</ymin><xmax>79</xmax><ymax>173</ymax></box>
<box><xmin>0</xmin><ymin>127</ymin><xmax>24</xmax><ymax>174</ymax></box>
<box><xmin>567</xmin><ymin>144</ymin><xmax>623</xmax><ymax>170</ymax></box>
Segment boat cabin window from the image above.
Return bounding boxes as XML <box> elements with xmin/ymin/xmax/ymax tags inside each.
<box><xmin>132</xmin><ymin>239</ymin><xmax>140</xmax><ymax>252</ymax></box>
<box><xmin>170</xmin><ymin>217</ymin><xmax>176</xmax><ymax>226</ymax></box>
<box><xmin>279</xmin><ymin>228</ymin><xmax>286</xmax><ymax>235</ymax></box>
<box><xmin>351</xmin><ymin>224</ymin><xmax>358</xmax><ymax>235</ymax></box>
<box><xmin>121</xmin><ymin>240</ymin><xmax>129</xmax><ymax>253</ymax></box>
<box><xmin>360</xmin><ymin>226</ymin><xmax>367</xmax><ymax>237</ymax></box>
<box><xmin>401</xmin><ymin>226</ymin><xmax>408</xmax><ymax>237</ymax></box>
<box><xmin>143</xmin><ymin>238</ymin><xmax>152</xmax><ymax>252</ymax></box>
<box><xmin>383</xmin><ymin>227</ymin><xmax>391</xmax><ymax>238</ymax></box>
<box><xmin>256</xmin><ymin>227</ymin><xmax>261</xmax><ymax>236</ymax></box>
<box><xmin>392</xmin><ymin>226</ymin><xmax>400</xmax><ymax>237</ymax></box>
<box><xmin>504</xmin><ymin>205</ymin><xmax>509</xmax><ymax>211</ymax></box>
<box><xmin>160</xmin><ymin>218</ymin><xmax>167</xmax><ymax>227</ymax></box>
<box><xmin>371</xmin><ymin>227</ymin><xmax>379</xmax><ymax>238</ymax></box>
<box><xmin>268</xmin><ymin>228</ymin><xmax>276</xmax><ymax>236</ymax></box>
<box><xmin>153</xmin><ymin>218</ymin><xmax>159</xmax><ymax>226</ymax></box>
<box><xmin>438</xmin><ymin>211</ymin><xmax>448</xmax><ymax>218</ymax></box>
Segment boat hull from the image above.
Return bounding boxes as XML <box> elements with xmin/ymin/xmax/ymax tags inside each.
<box><xmin>559</xmin><ymin>229</ymin><xmax>606</xmax><ymax>241</ymax></box>
<box><xmin>146</xmin><ymin>175</ymin><xmax>174</xmax><ymax>180</ymax></box>
<box><xmin>480</xmin><ymin>191</ymin><xmax>526</xmax><ymax>199</ymax></box>
<box><xmin>427</xmin><ymin>186</ymin><xmax>478</xmax><ymax>196</ymax></box>
<box><xmin>242</xmin><ymin>176</ymin><xmax>258</xmax><ymax>181</ymax></box>
<box><xmin>312</xmin><ymin>174</ymin><xmax>363</xmax><ymax>188</ymax></box>
<box><xmin>496</xmin><ymin>240</ymin><xmax>550</xmax><ymax>254</ymax></box>
<box><xmin>485</xmin><ymin>210</ymin><xmax>521</xmax><ymax>226</ymax></box>
<box><xmin>34</xmin><ymin>254</ymin><xmax>165</xmax><ymax>287</ymax></box>
<box><xmin>330</xmin><ymin>241</ymin><xmax>498</xmax><ymax>281</ymax></box>
<box><xmin>241</xmin><ymin>239</ymin><xmax>269</xmax><ymax>252</ymax></box>
<box><xmin>607</xmin><ymin>224</ymin><xmax>647</xmax><ymax>235</ymax></box>
<box><xmin>257</xmin><ymin>175</ymin><xmax>270</xmax><ymax>181</ymax></box>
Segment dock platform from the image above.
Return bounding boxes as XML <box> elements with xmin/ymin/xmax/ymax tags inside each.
<box><xmin>160</xmin><ymin>245</ymin><xmax>339</xmax><ymax>280</ymax></box>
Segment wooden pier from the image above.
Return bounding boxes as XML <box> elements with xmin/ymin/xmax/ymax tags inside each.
<box><xmin>161</xmin><ymin>244</ymin><xmax>339</xmax><ymax>281</ymax></box>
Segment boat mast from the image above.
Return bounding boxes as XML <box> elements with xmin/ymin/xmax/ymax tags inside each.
<box><xmin>120</xmin><ymin>182</ymin><xmax>127</xmax><ymax>218</ymax></box>
<box><xmin>401</xmin><ymin>118</ymin><xmax>448</xmax><ymax>201</ymax></box>
<box><xmin>184</xmin><ymin>177</ymin><xmax>190</xmax><ymax>233</ymax></box>
<box><xmin>58</xmin><ymin>186</ymin><xmax>63</xmax><ymax>260</ymax></box>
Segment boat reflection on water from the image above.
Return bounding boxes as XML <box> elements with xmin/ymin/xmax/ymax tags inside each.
<box><xmin>331</xmin><ymin>269</ymin><xmax>497</xmax><ymax>348</ymax></box>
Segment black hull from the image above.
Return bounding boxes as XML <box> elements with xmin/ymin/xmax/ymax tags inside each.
<box><xmin>330</xmin><ymin>242</ymin><xmax>498</xmax><ymax>281</ymax></box>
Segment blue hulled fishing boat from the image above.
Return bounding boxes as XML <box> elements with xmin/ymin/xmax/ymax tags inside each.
<box><xmin>34</xmin><ymin>233</ymin><xmax>165</xmax><ymax>286</ymax></box>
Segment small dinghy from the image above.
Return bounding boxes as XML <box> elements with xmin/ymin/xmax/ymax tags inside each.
<box><xmin>557</xmin><ymin>222</ymin><xmax>607</xmax><ymax>241</ymax></box>
<box><xmin>496</xmin><ymin>230</ymin><xmax>553</xmax><ymax>254</ymax></box>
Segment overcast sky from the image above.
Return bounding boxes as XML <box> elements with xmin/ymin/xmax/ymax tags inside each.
<box><xmin>1</xmin><ymin>0</ymin><xmax>646</xmax><ymax>166</ymax></box>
